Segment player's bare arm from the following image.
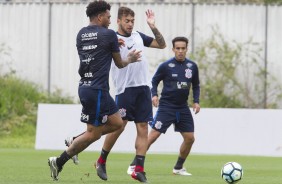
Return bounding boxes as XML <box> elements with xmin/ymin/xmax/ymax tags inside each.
<box><xmin>112</xmin><ymin>50</ymin><xmax>142</xmax><ymax>68</ymax></box>
<box><xmin>145</xmin><ymin>9</ymin><xmax>166</xmax><ymax>49</ymax></box>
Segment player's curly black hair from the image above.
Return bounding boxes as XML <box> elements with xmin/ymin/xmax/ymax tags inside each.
<box><xmin>86</xmin><ymin>0</ymin><xmax>111</xmax><ymax>19</ymax></box>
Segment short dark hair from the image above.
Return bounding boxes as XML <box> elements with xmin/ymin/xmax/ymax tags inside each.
<box><xmin>172</xmin><ymin>37</ymin><xmax>189</xmax><ymax>48</ymax></box>
<box><xmin>86</xmin><ymin>0</ymin><xmax>111</xmax><ymax>19</ymax></box>
<box><xmin>117</xmin><ymin>7</ymin><xmax>135</xmax><ymax>19</ymax></box>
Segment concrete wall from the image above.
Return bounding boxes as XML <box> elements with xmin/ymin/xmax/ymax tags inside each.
<box><xmin>0</xmin><ymin>3</ymin><xmax>282</xmax><ymax>107</ymax></box>
<box><xmin>36</xmin><ymin>104</ymin><xmax>282</xmax><ymax>157</ymax></box>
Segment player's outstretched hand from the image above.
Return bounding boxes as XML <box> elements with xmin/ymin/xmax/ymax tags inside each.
<box><xmin>146</xmin><ymin>9</ymin><xmax>155</xmax><ymax>27</ymax></box>
<box><xmin>127</xmin><ymin>49</ymin><xmax>142</xmax><ymax>63</ymax></box>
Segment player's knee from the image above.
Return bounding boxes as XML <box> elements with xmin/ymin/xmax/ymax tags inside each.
<box><xmin>108</xmin><ymin>116</ymin><xmax>123</xmax><ymax>130</ymax></box>
<box><xmin>191</xmin><ymin>137</ymin><xmax>195</xmax><ymax>144</ymax></box>
<box><xmin>137</xmin><ymin>127</ymin><xmax>148</xmax><ymax>137</ymax></box>
<box><xmin>85</xmin><ymin>132</ymin><xmax>102</xmax><ymax>144</ymax></box>
<box><xmin>184</xmin><ymin>135</ymin><xmax>195</xmax><ymax>144</ymax></box>
<box><xmin>86</xmin><ymin>125</ymin><xmax>102</xmax><ymax>141</ymax></box>
<box><xmin>118</xmin><ymin>120</ymin><xmax>128</xmax><ymax>131</ymax></box>
<box><xmin>137</xmin><ymin>122</ymin><xmax>148</xmax><ymax>131</ymax></box>
<box><xmin>115</xmin><ymin>118</ymin><xmax>125</xmax><ymax>130</ymax></box>
<box><xmin>112</xmin><ymin>123</ymin><xmax>126</xmax><ymax>135</ymax></box>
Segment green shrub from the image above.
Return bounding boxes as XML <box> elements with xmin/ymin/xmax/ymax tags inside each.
<box><xmin>0</xmin><ymin>42</ymin><xmax>74</xmax><ymax>148</ymax></box>
<box><xmin>190</xmin><ymin>27</ymin><xmax>282</xmax><ymax>108</ymax></box>
<box><xmin>0</xmin><ymin>74</ymin><xmax>74</xmax><ymax>147</ymax></box>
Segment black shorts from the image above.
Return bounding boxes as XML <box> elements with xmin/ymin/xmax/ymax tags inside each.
<box><xmin>115</xmin><ymin>86</ymin><xmax>153</xmax><ymax>122</ymax></box>
<box><xmin>78</xmin><ymin>86</ymin><xmax>118</xmax><ymax>126</ymax></box>
<box><xmin>150</xmin><ymin>106</ymin><xmax>194</xmax><ymax>133</ymax></box>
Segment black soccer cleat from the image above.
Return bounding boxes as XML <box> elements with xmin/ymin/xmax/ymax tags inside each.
<box><xmin>95</xmin><ymin>161</ymin><xmax>108</xmax><ymax>180</ymax></box>
<box><xmin>131</xmin><ymin>171</ymin><xmax>148</xmax><ymax>183</ymax></box>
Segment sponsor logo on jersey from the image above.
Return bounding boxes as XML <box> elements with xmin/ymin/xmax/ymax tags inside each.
<box><xmin>186</xmin><ymin>63</ymin><xmax>193</xmax><ymax>68</ymax></box>
<box><xmin>82</xmin><ymin>45</ymin><xmax>97</xmax><ymax>50</ymax></box>
<box><xmin>81</xmin><ymin>113</ymin><xmax>89</xmax><ymax>121</ymax></box>
<box><xmin>102</xmin><ymin>115</ymin><xmax>108</xmax><ymax>124</ymax></box>
<box><xmin>168</xmin><ymin>63</ymin><xmax>175</xmax><ymax>68</ymax></box>
<box><xmin>185</xmin><ymin>68</ymin><xmax>192</xmax><ymax>79</ymax></box>
<box><xmin>127</xmin><ymin>44</ymin><xmax>135</xmax><ymax>50</ymax></box>
<box><xmin>155</xmin><ymin>121</ymin><xmax>163</xmax><ymax>129</ymax></box>
<box><xmin>81</xmin><ymin>32</ymin><xmax>98</xmax><ymax>41</ymax></box>
<box><xmin>82</xmin><ymin>56</ymin><xmax>94</xmax><ymax>64</ymax></box>
<box><xmin>172</xmin><ymin>74</ymin><xmax>178</xmax><ymax>77</ymax></box>
<box><xmin>80</xmin><ymin>81</ymin><xmax>91</xmax><ymax>86</ymax></box>
<box><xmin>84</xmin><ymin>72</ymin><xmax>93</xmax><ymax>78</ymax></box>
<box><xmin>177</xmin><ymin>82</ymin><xmax>188</xmax><ymax>89</ymax></box>
<box><xmin>119</xmin><ymin>108</ymin><xmax>126</xmax><ymax>118</ymax></box>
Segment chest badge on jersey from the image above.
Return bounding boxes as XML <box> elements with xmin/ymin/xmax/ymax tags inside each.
<box><xmin>185</xmin><ymin>68</ymin><xmax>192</xmax><ymax>79</ymax></box>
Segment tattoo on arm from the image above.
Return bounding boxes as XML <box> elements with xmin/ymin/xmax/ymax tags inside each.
<box><xmin>151</xmin><ymin>27</ymin><xmax>166</xmax><ymax>48</ymax></box>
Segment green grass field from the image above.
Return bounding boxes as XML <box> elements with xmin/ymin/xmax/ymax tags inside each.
<box><xmin>0</xmin><ymin>149</ymin><xmax>281</xmax><ymax>184</ymax></box>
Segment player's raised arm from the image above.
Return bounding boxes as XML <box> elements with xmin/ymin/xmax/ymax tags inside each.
<box><xmin>145</xmin><ymin>9</ymin><xmax>166</xmax><ymax>49</ymax></box>
<box><xmin>112</xmin><ymin>49</ymin><xmax>142</xmax><ymax>68</ymax></box>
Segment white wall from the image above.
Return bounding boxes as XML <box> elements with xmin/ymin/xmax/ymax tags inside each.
<box><xmin>0</xmin><ymin>3</ymin><xmax>281</xmax><ymax>107</ymax></box>
<box><xmin>35</xmin><ymin>104</ymin><xmax>282</xmax><ymax>157</ymax></box>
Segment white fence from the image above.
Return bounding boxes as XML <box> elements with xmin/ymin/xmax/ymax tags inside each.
<box><xmin>0</xmin><ymin>3</ymin><xmax>282</xmax><ymax>105</ymax></box>
<box><xmin>36</xmin><ymin>104</ymin><xmax>282</xmax><ymax>157</ymax></box>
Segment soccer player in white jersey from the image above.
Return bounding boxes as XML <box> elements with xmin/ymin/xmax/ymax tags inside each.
<box><xmin>95</xmin><ymin>7</ymin><xmax>166</xmax><ymax>183</ymax></box>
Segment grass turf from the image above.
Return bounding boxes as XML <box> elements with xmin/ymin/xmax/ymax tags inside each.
<box><xmin>0</xmin><ymin>149</ymin><xmax>281</xmax><ymax>184</ymax></box>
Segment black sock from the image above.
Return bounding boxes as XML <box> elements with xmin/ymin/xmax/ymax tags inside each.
<box><xmin>56</xmin><ymin>151</ymin><xmax>71</xmax><ymax>168</ymax></box>
<box><xmin>135</xmin><ymin>155</ymin><xmax>145</xmax><ymax>168</ymax></box>
<box><xmin>130</xmin><ymin>156</ymin><xmax>137</xmax><ymax>166</ymax></box>
<box><xmin>100</xmin><ymin>149</ymin><xmax>109</xmax><ymax>161</ymax></box>
<box><xmin>174</xmin><ymin>156</ymin><xmax>186</xmax><ymax>169</ymax></box>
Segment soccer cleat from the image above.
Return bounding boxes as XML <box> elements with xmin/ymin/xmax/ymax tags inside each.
<box><xmin>65</xmin><ymin>137</ymin><xmax>79</xmax><ymax>165</ymax></box>
<box><xmin>48</xmin><ymin>157</ymin><xmax>62</xmax><ymax>181</ymax></box>
<box><xmin>131</xmin><ymin>171</ymin><xmax>148</xmax><ymax>183</ymax></box>
<box><xmin>172</xmin><ymin>168</ymin><xmax>192</xmax><ymax>176</ymax></box>
<box><xmin>127</xmin><ymin>165</ymin><xmax>136</xmax><ymax>175</ymax></box>
<box><xmin>95</xmin><ymin>161</ymin><xmax>108</xmax><ymax>181</ymax></box>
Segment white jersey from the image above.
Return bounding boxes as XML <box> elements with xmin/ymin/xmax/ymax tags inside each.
<box><xmin>111</xmin><ymin>31</ymin><xmax>152</xmax><ymax>95</ymax></box>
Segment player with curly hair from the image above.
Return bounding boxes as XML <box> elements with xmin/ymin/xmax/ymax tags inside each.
<box><xmin>47</xmin><ymin>1</ymin><xmax>141</xmax><ymax>181</ymax></box>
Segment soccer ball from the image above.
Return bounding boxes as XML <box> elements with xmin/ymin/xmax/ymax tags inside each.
<box><xmin>221</xmin><ymin>162</ymin><xmax>243</xmax><ymax>183</ymax></box>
